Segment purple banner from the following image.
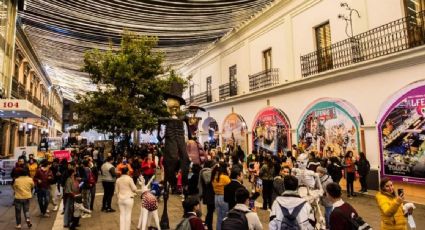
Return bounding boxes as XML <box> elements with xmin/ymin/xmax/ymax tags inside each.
<box><xmin>378</xmin><ymin>85</ymin><xmax>425</xmax><ymax>185</ymax></box>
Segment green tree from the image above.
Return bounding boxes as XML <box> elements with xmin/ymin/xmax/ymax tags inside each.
<box><xmin>74</xmin><ymin>31</ymin><xmax>187</xmax><ymax>147</ymax></box>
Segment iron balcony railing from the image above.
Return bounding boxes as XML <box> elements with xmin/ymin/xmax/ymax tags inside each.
<box><xmin>301</xmin><ymin>10</ymin><xmax>425</xmax><ymax>77</ymax></box>
<box><xmin>249</xmin><ymin>68</ymin><xmax>279</xmax><ymax>91</ymax></box>
<box><xmin>219</xmin><ymin>81</ymin><xmax>238</xmax><ymax>100</ymax></box>
<box><xmin>33</xmin><ymin>97</ymin><xmax>42</xmax><ymax>108</ymax></box>
<box><xmin>192</xmin><ymin>91</ymin><xmax>208</xmax><ymax>105</ymax></box>
<box><xmin>11</xmin><ymin>78</ymin><xmax>19</xmax><ymax>98</ymax></box>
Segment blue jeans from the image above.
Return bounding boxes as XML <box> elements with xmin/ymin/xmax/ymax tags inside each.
<box><xmin>215</xmin><ymin>195</ymin><xmax>228</xmax><ymax>230</ymax></box>
<box><xmin>36</xmin><ymin>188</ymin><xmax>50</xmax><ymax>215</ymax></box>
<box><xmin>325</xmin><ymin>206</ymin><xmax>333</xmax><ymax>228</ymax></box>
<box><xmin>64</xmin><ymin>195</ymin><xmax>74</xmax><ymax>226</ymax></box>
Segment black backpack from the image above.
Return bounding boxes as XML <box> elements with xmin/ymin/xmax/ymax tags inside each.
<box><xmin>333</xmin><ymin>208</ymin><xmax>371</xmax><ymax>230</ymax></box>
<box><xmin>221</xmin><ymin>209</ymin><xmax>249</xmax><ymax>230</ymax></box>
<box><xmin>279</xmin><ymin>201</ymin><xmax>306</xmax><ymax>230</ymax></box>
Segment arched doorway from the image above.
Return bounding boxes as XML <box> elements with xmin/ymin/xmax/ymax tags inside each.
<box><xmin>252</xmin><ymin>107</ymin><xmax>291</xmax><ymax>155</ymax></box>
<box><xmin>222</xmin><ymin>113</ymin><xmax>248</xmax><ymax>154</ymax></box>
<box><xmin>297</xmin><ymin>98</ymin><xmax>363</xmax><ymax>158</ymax></box>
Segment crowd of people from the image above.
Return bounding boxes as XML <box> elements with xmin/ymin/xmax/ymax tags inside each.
<box><xmin>6</xmin><ymin>142</ymin><xmax>418</xmax><ymax>230</ymax></box>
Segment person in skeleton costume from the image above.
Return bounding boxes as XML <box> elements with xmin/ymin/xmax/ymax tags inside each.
<box><xmin>292</xmin><ymin>153</ymin><xmax>326</xmax><ymax>229</ymax></box>
<box><xmin>157</xmin><ymin>82</ymin><xmax>190</xmax><ymax>229</ymax></box>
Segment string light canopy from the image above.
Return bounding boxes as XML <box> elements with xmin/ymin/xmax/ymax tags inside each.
<box><xmin>19</xmin><ymin>0</ymin><xmax>276</xmax><ymax>100</ymax></box>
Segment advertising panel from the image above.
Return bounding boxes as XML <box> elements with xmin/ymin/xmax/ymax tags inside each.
<box><xmin>297</xmin><ymin>100</ymin><xmax>361</xmax><ymax>158</ymax></box>
<box><xmin>378</xmin><ymin>84</ymin><xmax>425</xmax><ymax>184</ymax></box>
<box><xmin>14</xmin><ymin>146</ymin><xmax>38</xmax><ymax>160</ymax></box>
<box><xmin>222</xmin><ymin>113</ymin><xmax>248</xmax><ymax>154</ymax></box>
<box><xmin>53</xmin><ymin>150</ymin><xmax>71</xmax><ymax>162</ymax></box>
<box><xmin>252</xmin><ymin>107</ymin><xmax>291</xmax><ymax>155</ymax></box>
<box><xmin>202</xmin><ymin>117</ymin><xmax>219</xmax><ymax>149</ymax></box>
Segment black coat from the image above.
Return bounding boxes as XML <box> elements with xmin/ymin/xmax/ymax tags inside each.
<box><xmin>224</xmin><ymin>180</ymin><xmax>244</xmax><ymax>210</ymax></box>
<box><xmin>200</xmin><ymin>171</ymin><xmax>215</xmax><ymax>205</ymax></box>
<box><xmin>357</xmin><ymin>158</ymin><xmax>370</xmax><ymax>176</ymax></box>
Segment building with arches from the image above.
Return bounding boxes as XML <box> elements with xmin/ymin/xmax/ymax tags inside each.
<box><xmin>179</xmin><ymin>0</ymin><xmax>425</xmax><ymax>200</ymax></box>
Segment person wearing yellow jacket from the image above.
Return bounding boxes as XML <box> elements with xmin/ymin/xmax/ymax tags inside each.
<box><xmin>375</xmin><ymin>177</ymin><xmax>407</xmax><ymax>230</ymax></box>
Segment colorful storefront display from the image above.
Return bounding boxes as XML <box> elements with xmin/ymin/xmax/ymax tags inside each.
<box><xmin>297</xmin><ymin>99</ymin><xmax>361</xmax><ymax>158</ymax></box>
<box><xmin>378</xmin><ymin>82</ymin><xmax>425</xmax><ymax>185</ymax></box>
<box><xmin>252</xmin><ymin>107</ymin><xmax>291</xmax><ymax>155</ymax></box>
<box><xmin>202</xmin><ymin>117</ymin><xmax>219</xmax><ymax>148</ymax></box>
<box><xmin>222</xmin><ymin>113</ymin><xmax>248</xmax><ymax>154</ymax></box>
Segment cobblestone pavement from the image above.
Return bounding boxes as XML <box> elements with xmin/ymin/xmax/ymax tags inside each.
<box><xmin>1</xmin><ymin>181</ymin><xmax>424</xmax><ymax>230</ymax></box>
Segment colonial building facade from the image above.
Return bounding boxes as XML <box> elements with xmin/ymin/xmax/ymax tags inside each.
<box><xmin>179</xmin><ymin>0</ymin><xmax>425</xmax><ymax>201</ymax></box>
<box><xmin>0</xmin><ymin>22</ymin><xmax>63</xmax><ymax>157</ymax></box>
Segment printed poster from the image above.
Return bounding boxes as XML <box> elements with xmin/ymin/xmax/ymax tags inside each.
<box><xmin>378</xmin><ymin>85</ymin><xmax>425</xmax><ymax>184</ymax></box>
<box><xmin>252</xmin><ymin>107</ymin><xmax>291</xmax><ymax>155</ymax></box>
<box><xmin>222</xmin><ymin>113</ymin><xmax>248</xmax><ymax>154</ymax></box>
<box><xmin>53</xmin><ymin>150</ymin><xmax>71</xmax><ymax>162</ymax></box>
<box><xmin>297</xmin><ymin>100</ymin><xmax>360</xmax><ymax>158</ymax></box>
<box><xmin>202</xmin><ymin>117</ymin><xmax>219</xmax><ymax>149</ymax></box>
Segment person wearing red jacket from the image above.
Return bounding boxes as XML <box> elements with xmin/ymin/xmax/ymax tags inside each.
<box><xmin>141</xmin><ymin>153</ymin><xmax>156</xmax><ymax>184</ymax></box>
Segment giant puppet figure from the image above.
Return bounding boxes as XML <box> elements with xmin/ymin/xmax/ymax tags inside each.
<box><xmin>157</xmin><ymin>82</ymin><xmax>190</xmax><ymax>229</ymax></box>
<box><xmin>186</xmin><ymin>104</ymin><xmax>207</xmax><ymax>165</ymax></box>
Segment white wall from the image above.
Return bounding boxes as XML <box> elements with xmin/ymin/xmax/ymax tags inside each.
<box><xmin>199</xmin><ymin>62</ymin><xmax>425</xmax><ymax>169</ymax></box>
<box><xmin>178</xmin><ymin>0</ymin><xmax>422</xmax><ymax>168</ymax></box>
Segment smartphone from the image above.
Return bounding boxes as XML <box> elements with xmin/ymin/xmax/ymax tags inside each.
<box><xmin>397</xmin><ymin>188</ymin><xmax>404</xmax><ymax>196</ymax></box>
<box><xmin>249</xmin><ymin>199</ymin><xmax>255</xmax><ymax>210</ymax></box>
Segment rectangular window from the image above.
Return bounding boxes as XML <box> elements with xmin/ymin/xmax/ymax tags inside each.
<box><xmin>229</xmin><ymin>65</ymin><xmax>237</xmax><ymax>96</ymax></box>
<box><xmin>315</xmin><ymin>22</ymin><xmax>333</xmax><ymax>72</ymax></box>
<box><xmin>263</xmin><ymin>48</ymin><xmax>272</xmax><ymax>70</ymax></box>
<box><xmin>404</xmin><ymin>0</ymin><xmax>425</xmax><ymax>46</ymax></box>
<box><xmin>206</xmin><ymin>76</ymin><xmax>212</xmax><ymax>103</ymax></box>
<box><xmin>189</xmin><ymin>84</ymin><xmax>194</xmax><ymax>103</ymax></box>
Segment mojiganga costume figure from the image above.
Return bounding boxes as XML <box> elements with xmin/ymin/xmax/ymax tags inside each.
<box><xmin>156</xmin><ymin>82</ymin><xmax>190</xmax><ymax>229</ymax></box>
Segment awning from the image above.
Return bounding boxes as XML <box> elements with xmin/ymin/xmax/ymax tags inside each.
<box><xmin>0</xmin><ymin>99</ymin><xmax>41</xmax><ymax>118</ymax></box>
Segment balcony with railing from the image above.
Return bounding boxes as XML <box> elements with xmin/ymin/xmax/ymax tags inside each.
<box><xmin>249</xmin><ymin>68</ymin><xmax>279</xmax><ymax>91</ymax></box>
<box><xmin>301</xmin><ymin>10</ymin><xmax>425</xmax><ymax>77</ymax></box>
<box><xmin>33</xmin><ymin>97</ymin><xmax>42</xmax><ymax>108</ymax></box>
<box><xmin>219</xmin><ymin>80</ymin><xmax>238</xmax><ymax>100</ymax></box>
<box><xmin>192</xmin><ymin>91</ymin><xmax>208</xmax><ymax>105</ymax></box>
<box><xmin>11</xmin><ymin>78</ymin><xmax>27</xmax><ymax>99</ymax></box>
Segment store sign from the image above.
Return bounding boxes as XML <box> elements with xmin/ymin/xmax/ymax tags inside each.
<box><xmin>1</xmin><ymin>101</ymin><xmax>20</xmax><ymax>109</ymax></box>
<box><xmin>378</xmin><ymin>84</ymin><xmax>425</xmax><ymax>185</ymax></box>
<box><xmin>0</xmin><ymin>99</ymin><xmax>41</xmax><ymax>118</ymax></box>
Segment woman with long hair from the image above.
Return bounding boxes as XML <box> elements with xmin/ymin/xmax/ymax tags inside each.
<box><xmin>211</xmin><ymin>162</ymin><xmax>230</xmax><ymax>230</ymax></box>
<box><xmin>357</xmin><ymin>152</ymin><xmax>370</xmax><ymax>193</ymax></box>
<box><xmin>343</xmin><ymin>151</ymin><xmax>356</xmax><ymax>197</ymax></box>
<box><xmin>376</xmin><ymin>177</ymin><xmax>410</xmax><ymax>230</ymax></box>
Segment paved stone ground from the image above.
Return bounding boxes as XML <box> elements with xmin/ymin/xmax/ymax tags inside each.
<box><xmin>1</xmin><ymin>180</ymin><xmax>424</xmax><ymax>230</ymax></box>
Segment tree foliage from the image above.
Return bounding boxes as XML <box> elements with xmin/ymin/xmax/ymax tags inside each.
<box><xmin>74</xmin><ymin>31</ymin><xmax>187</xmax><ymax>137</ymax></box>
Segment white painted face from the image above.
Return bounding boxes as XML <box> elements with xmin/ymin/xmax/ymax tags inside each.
<box><xmin>296</xmin><ymin>153</ymin><xmax>309</xmax><ymax>170</ymax></box>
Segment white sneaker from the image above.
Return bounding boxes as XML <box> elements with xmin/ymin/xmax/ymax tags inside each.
<box><xmin>81</xmin><ymin>214</ymin><xmax>91</xmax><ymax>218</ymax></box>
<box><xmin>46</xmin><ymin>209</ymin><xmax>50</xmax><ymax>213</ymax></box>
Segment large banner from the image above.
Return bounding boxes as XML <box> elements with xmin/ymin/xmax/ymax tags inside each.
<box><xmin>378</xmin><ymin>84</ymin><xmax>425</xmax><ymax>184</ymax></box>
<box><xmin>222</xmin><ymin>113</ymin><xmax>248</xmax><ymax>154</ymax></box>
<box><xmin>297</xmin><ymin>100</ymin><xmax>361</xmax><ymax>158</ymax></box>
<box><xmin>53</xmin><ymin>150</ymin><xmax>71</xmax><ymax>162</ymax></box>
<box><xmin>252</xmin><ymin>107</ymin><xmax>291</xmax><ymax>155</ymax></box>
<box><xmin>14</xmin><ymin>146</ymin><xmax>38</xmax><ymax>160</ymax></box>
